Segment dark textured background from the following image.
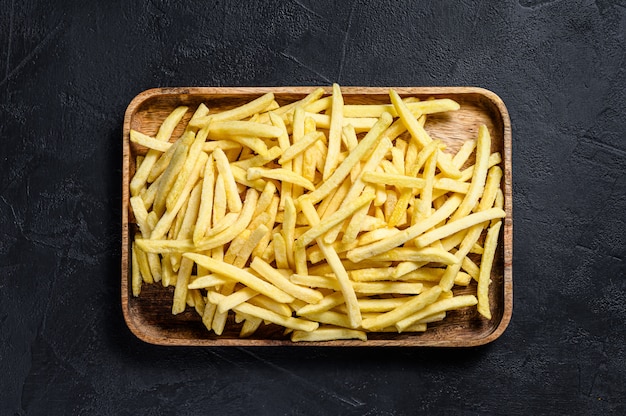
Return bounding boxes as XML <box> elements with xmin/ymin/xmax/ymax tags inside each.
<box><xmin>1</xmin><ymin>0</ymin><xmax>625</xmax><ymax>414</ymax></box>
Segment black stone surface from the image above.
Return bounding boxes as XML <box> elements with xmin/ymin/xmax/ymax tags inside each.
<box><xmin>1</xmin><ymin>0</ymin><xmax>625</xmax><ymax>414</ymax></box>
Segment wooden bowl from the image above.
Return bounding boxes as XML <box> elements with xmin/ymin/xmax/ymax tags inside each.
<box><xmin>122</xmin><ymin>86</ymin><xmax>512</xmax><ymax>347</ymax></box>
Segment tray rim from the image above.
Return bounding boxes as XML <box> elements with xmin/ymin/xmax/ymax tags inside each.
<box><xmin>121</xmin><ymin>85</ymin><xmax>513</xmax><ymax>347</ymax></box>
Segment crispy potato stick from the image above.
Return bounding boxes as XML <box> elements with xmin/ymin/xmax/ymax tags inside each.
<box><xmin>230</xmin><ymin>165</ymin><xmax>267</xmax><ymax>191</ymax></box>
<box><xmin>202</xmin><ymin>212</ymin><xmax>239</xmax><ymax>240</ymax></box>
<box><xmin>201</xmin><ymin>140</ymin><xmax>242</xmax><ymax>153</ymax></box>
<box><xmin>240</xmin><ymin>316</ymin><xmax>263</xmax><ymax>337</ymax></box>
<box><xmin>361</xmin><ymin>285</ymin><xmax>443</xmax><ymax>331</ymax></box>
<box><xmin>304</xmin><ymin>95</ymin><xmax>332</xmax><ymax>114</ymax></box>
<box><xmin>188</xmin><ymin>274</ymin><xmax>229</xmax><ymax>289</ymax></box>
<box><xmin>296</xmin><ymin>191</ymin><xmax>375</xmax><ymax>249</ymax></box>
<box><xmin>217</xmin><ymin>286</ymin><xmax>258</xmax><ymax>314</ymax></box>
<box><xmin>195</xmin><ymin>188</ymin><xmax>259</xmax><ymax>251</ymax></box>
<box><xmin>150</xmin><ymin>151</ymin><xmax>208</xmax><ymax>240</ymax></box>
<box><xmin>434</xmin><ymin>178</ymin><xmax>470</xmax><ymax>194</ymax></box>
<box><xmin>395</xmin><ymin>295</ymin><xmax>478</xmax><ymax>332</ymax></box>
<box><xmin>247</xmin><ymin>295</ymin><xmax>292</xmax><ymax>317</ymax></box>
<box><xmin>130</xmin><ymin>129</ymin><xmax>171</xmax><ymax>152</ymax></box>
<box><xmin>213</xmin><ymin>147</ymin><xmax>243</xmax><ymax>213</ymax></box>
<box><xmin>282</xmin><ymin>197</ymin><xmax>297</xmax><ymax>268</ymax></box>
<box><xmin>221</xmin><ymin>136</ymin><xmax>269</xmax><ymax>156</ymax></box>
<box><xmin>477</xmin><ymin>220</ymin><xmax>502</xmax><ymax>319</ymax></box>
<box><xmin>259</xmin><ymin>88</ymin><xmax>325</xmax><ymax>122</ymax></box>
<box><xmin>252</xmin><ymin>195</ymin><xmax>280</xmax><ymax>259</ymax></box>
<box><xmin>172</xmin><ymin>257</ymin><xmax>194</xmax><ymax>314</ymax></box>
<box><xmin>272</xmin><ymin>232</ymin><xmax>290</xmax><ymax>269</ymax></box>
<box><xmin>392</xmin><ymin>261</ymin><xmax>428</xmax><ymax>279</ymax></box>
<box><xmin>278</xmin><ymin>131</ymin><xmax>324</xmax><ymax>165</ymax></box>
<box><xmin>209</xmin><ymin>120</ymin><xmax>283</xmax><ymax>138</ymax></box>
<box><xmin>346</xmin><ymin>194</ymin><xmax>463</xmax><ymax>263</ymax></box>
<box><xmin>135</xmin><ymin>238</ymin><xmax>195</xmax><ymax>253</ymax></box>
<box><xmin>250</xmin><ymin>257</ymin><xmax>324</xmax><ymax>304</ymax></box>
<box><xmin>190</xmin><ymin>93</ymin><xmax>275</xmax><ymax>128</ymax></box>
<box><xmin>356</xmin><ymin>297</ymin><xmax>411</xmax><ymax>313</ymax></box>
<box><xmin>341</xmin><ymin>124</ymin><xmax>358</xmax><ymax>151</ymax></box>
<box><xmin>193</xmin><ymin>153</ymin><xmax>215</xmax><ymax>243</ymax></box>
<box><xmin>389</xmin><ymin>90</ymin><xmax>461</xmax><ymax>179</ymax></box>
<box><xmin>291</xmin><ymin>328</ymin><xmax>367</xmax><ymax>342</ymax></box>
<box><xmin>318</xmin><ymin>178</ymin><xmax>351</xmax><ymax>219</ymax></box>
<box><xmin>365</xmin><ymin>247</ymin><xmax>458</xmax><ymax>264</ymax></box>
<box><xmin>352</xmin><ymin>282</ymin><xmax>424</xmax><ymax>295</ymax></box>
<box><xmin>304</xmin><ymin>112</ymin><xmax>393</xmax><ymax>204</ymax></box>
<box><xmin>290</xmin><ymin>106</ymin><xmax>306</xmax><ymax>198</ymax></box>
<box><xmin>130</xmin><ymin>106</ymin><xmax>188</xmax><ymax>195</ymax></box>
<box><xmin>131</xmin><ymin>242</ymin><xmax>142</xmax><ymax>296</ymax></box>
<box><xmin>296</xmin><ymin>292</ymin><xmax>346</xmax><ymax>316</ymax></box>
<box><xmin>449</xmin><ymin>125</ymin><xmax>491</xmax><ymax>221</ymax></box>
<box><xmin>361</xmin><ymin>171</ymin><xmax>426</xmax><ymax>189</ymax></box>
<box><xmin>184</xmin><ymin>253</ymin><xmax>294</xmax><ymax>304</ymax></box>
<box><xmin>247</xmin><ymin>167</ymin><xmax>315</xmax><ymax>191</ymax></box>
<box><xmin>342</xmin><ymin>99</ymin><xmax>460</xmax><ymax>118</ymax></box>
<box><xmin>165</xmin><ymin>126</ymin><xmax>209</xmax><ymax>212</ymax></box>
<box><xmin>323</xmin><ymin>83</ymin><xmax>344</xmax><ymax>180</ymax></box>
<box><xmin>348</xmin><ymin>267</ymin><xmax>394</xmax><ymax>281</ymax></box>
<box><xmin>207</xmin><ymin>291</ymin><xmax>318</xmax><ymax>332</ymax></box>
<box><xmin>306</xmin><ymin>113</ymin><xmax>378</xmax><ymax>132</ymax></box>
<box><xmin>452</xmin><ymin>139</ymin><xmax>477</xmax><ymax>169</ymax></box>
<box><xmin>298</xmin><ymin>310</ymin><xmax>352</xmax><ymax>328</ymax></box>
<box><xmin>414</xmin><ymin>208</ymin><xmax>505</xmax><ymax>248</ymax></box>
<box><xmin>299</xmin><ymin>198</ymin><xmax>362</xmax><ymax>328</ymax></box>
<box><xmin>415</xmin><ymin>148</ymin><xmax>438</xmax><ymax>220</ymax></box>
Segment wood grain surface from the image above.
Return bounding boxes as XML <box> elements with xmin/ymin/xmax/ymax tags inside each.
<box><xmin>121</xmin><ymin>86</ymin><xmax>512</xmax><ymax>347</ymax></box>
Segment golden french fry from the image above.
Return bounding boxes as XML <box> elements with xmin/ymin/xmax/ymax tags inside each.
<box><xmin>414</xmin><ymin>207</ymin><xmax>505</xmax><ymax>249</ymax></box>
<box><xmin>190</xmin><ymin>93</ymin><xmax>275</xmax><ymax>128</ymax></box>
<box><xmin>291</xmin><ymin>327</ymin><xmax>367</xmax><ymax>342</ymax></box>
<box><xmin>213</xmin><ymin>147</ymin><xmax>243</xmax><ymax>213</ymax></box>
<box><xmin>247</xmin><ymin>167</ymin><xmax>315</xmax><ymax>191</ymax></box>
<box><xmin>323</xmin><ymin>83</ymin><xmax>344</xmax><ymax>180</ymax></box>
<box><xmin>250</xmin><ymin>257</ymin><xmax>324</xmax><ymax>304</ymax></box>
<box><xmin>477</xmin><ymin>220</ymin><xmax>502</xmax><ymax>319</ymax></box>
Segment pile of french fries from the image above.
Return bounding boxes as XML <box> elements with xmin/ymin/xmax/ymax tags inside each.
<box><xmin>129</xmin><ymin>84</ymin><xmax>505</xmax><ymax>342</ymax></box>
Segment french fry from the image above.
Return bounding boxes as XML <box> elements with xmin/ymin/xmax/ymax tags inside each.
<box><xmin>323</xmin><ymin>83</ymin><xmax>344</xmax><ymax>180</ymax></box>
<box><xmin>477</xmin><ymin>220</ymin><xmax>502</xmax><ymax>319</ymax></box>
<box><xmin>291</xmin><ymin>327</ymin><xmax>367</xmax><ymax>342</ymax></box>
<box><xmin>213</xmin><ymin>147</ymin><xmax>243</xmax><ymax>213</ymax></box>
<box><xmin>247</xmin><ymin>167</ymin><xmax>315</xmax><ymax>192</ymax></box>
<box><xmin>189</xmin><ymin>93</ymin><xmax>275</xmax><ymax>128</ymax></box>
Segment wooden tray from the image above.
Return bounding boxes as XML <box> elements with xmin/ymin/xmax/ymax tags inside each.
<box><xmin>121</xmin><ymin>86</ymin><xmax>512</xmax><ymax>347</ymax></box>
